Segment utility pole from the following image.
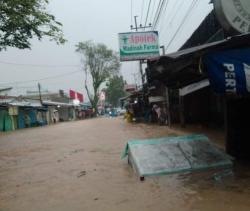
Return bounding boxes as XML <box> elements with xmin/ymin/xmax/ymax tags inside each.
<box><xmin>130</xmin><ymin>15</ymin><xmax>152</xmax><ymax>88</ymax></box>
<box><xmin>133</xmin><ymin>16</ymin><xmax>138</xmax><ymax>31</ymax></box>
<box><xmin>130</xmin><ymin>16</ymin><xmax>152</xmax><ymax>31</ymax></box>
<box><xmin>160</xmin><ymin>45</ymin><xmax>165</xmax><ymax>56</ymax></box>
<box><xmin>129</xmin><ymin>15</ymin><xmax>153</xmax><ymax>116</ymax></box>
<box><xmin>38</xmin><ymin>83</ymin><xmax>42</xmax><ymax>104</ymax></box>
<box><xmin>159</xmin><ymin>45</ymin><xmax>171</xmax><ymax>126</ymax></box>
<box><xmin>132</xmin><ymin>73</ymin><xmax>138</xmax><ymax>86</ymax></box>
<box><xmin>139</xmin><ymin>60</ymin><xmax>144</xmax><ymax>86</ymax></box>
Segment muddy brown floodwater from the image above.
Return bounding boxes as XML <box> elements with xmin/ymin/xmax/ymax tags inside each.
<box><xmin>0</xmin><ymin>117</ymin><xmax>250</xmax><ymax>211</ymax></box>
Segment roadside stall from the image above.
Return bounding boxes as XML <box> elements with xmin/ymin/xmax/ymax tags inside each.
<box><xmin>147</xmin><ymin>33</ymin><xmax>250</xmax><ymax>158</ymax></box>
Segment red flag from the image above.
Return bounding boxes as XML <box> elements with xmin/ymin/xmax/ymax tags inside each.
<box><xmin>69</xmin><ymin>89</ymin><xmax>75</xmax><ymax>99</ymax></box>
<box><xmin>77</xmin><ymin>92</ymin><xmax>84</xmax><ymax>102</ymax></box>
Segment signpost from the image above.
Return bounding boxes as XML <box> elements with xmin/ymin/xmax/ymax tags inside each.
<box><xmin>214</xmin><ymin>0</ymin><xmax>250</xmax><ymax>34</ymax></box>
<box><xmin>124</xmin><ymin>84</ymin><xmax>137</xmax><ymax>93</ymax></box>
<box><xmin>118</xmin><ymin>31</ymin><xmax>159</xmax><ymax>61</ymax></box>
<box><xmin>118</xmin><ymin>17</ymin><xmax>160</xmax><ymax>118</ymax></box>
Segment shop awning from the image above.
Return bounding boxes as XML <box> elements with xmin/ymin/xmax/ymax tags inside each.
<box><xmin>179</xmin><ymin>79</ymin><xmax>210</xmax><ymax>96</ymax></box>
<box><xmin>147</xmin><ymin>33</ymin><xmax>250</xmax><ymax>89</ymax></box>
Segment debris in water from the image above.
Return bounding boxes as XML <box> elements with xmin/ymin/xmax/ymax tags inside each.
<box><xmin>122</xmin><ymin>134</ymin><xmax>233</xmax><ymax>179</ymax></box>
<box><xmin>77</xmin><ymin>170</ymin><xmax>86</xmax><ymax>177</ymax></box>
<box><xmin>213</xmin><ymin>170</ymin><xmax>234</xmax><ymax>182</ymax></box>
<box><xmin>71</xmin><ymin>149</ymin><xmax>84</xmax><ymax>154</ymax></box>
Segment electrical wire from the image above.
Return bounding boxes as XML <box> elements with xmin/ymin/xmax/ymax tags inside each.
<box><xmin>10</xmin><ymin>78</ymin><xmax>79</xmax><ymax>89</ymax></box>
<box><xmin>165</xmin><ymin>0</ymin><xmax>199</xmax><ymax>50</ymax></box>
<box><xmin>159</xmin><ymin>0</ymin><xmax>181</xmax><ymax>34</ymax></box>
<box><xmin>151</xmin><ymin>0</ymin><xmax>163</xmax><ymax>28</ymax></box>
<box><xmin>152</xmin><ymin>0</ymin><xmax>166</xmax><ymax>30</ymax></box>
<box><xmin>131</xmin><ymin>0</ymin><xmax>133</xmax><ymax>26</ymax></box>
<box><xmin>149</xmin><ymin>0</ymin><xmax>157</xmax><ymax>26</ymax></box>
<box><xmin>0</xmin><ymin>60</ymin><xmax>79</xmax><ymax>68</ymax></box>
<box><xmin>144</xmin><ymin>0</ymin><xmax>152</xmax><ymax>28</ymax></box>
<box><xmin>140</xmin><ymin>0</ymin><xmax>146</xmax><ymax>25</ymax></box>
<box><xmin>159</xmin><ymin>0</ymin><xmax>173</xmax><ymax>32</ymax></box>
<box><xmin>168</xmin><ymin>0</ymin><xmax>186</xmax><ymax>28</ymax></box>
<box><xmin>0</xmin><ymin>70</ymin><xmax>82</xmax><ymax>86</ymax></box>
<box><xmin>159</xmin><ymin>0</ymin><xmax>185</xmax><ymax>40</ymax></box>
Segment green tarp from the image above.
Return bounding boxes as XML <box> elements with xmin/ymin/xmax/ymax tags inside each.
<box><xmin>0</xmin><ymin>110</ymin><xmax>5</xmax><ymax>131</ymax></box>
<box><xmin>0</xmin><ymin>110</ymin><xmax>13</xmax><ymax>132</ymax></box>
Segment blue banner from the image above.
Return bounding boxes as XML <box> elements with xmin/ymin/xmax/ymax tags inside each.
<box><xmin>204</xmin><ymin>48</ymin><xmax>250</xmax><ymax>94</ymax></box>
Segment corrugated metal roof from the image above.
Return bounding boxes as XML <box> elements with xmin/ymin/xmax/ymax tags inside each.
<box><xmin>163</xmin><ymin>40</ymin><xmax>225</xmax><ymax>59</ymax></box>
<box><xmin>0</xmin><ymin>87</ymin><xmax>12</xmax><ymax>92</ymax></box>
<box><xmin>149</xmin><ymin>33</ymin><xmax>250</xmax><ymax>63</ymax></box>
<box><xmin>0</xmin><ymin>98</ymin><xmax>42</xmax><ymax>107</ymax></box>
<box><xmin>42</xmin><ymin>100</ymin><xmax>76</xmax><ymax>107</ymax></box>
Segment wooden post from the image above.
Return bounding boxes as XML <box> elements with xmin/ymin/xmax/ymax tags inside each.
<box><xmin>165</xmin><ymin>87</ymin><xmax>171</xmax><ymax>127</ymax></box>
<box><xmin>224</xmin><ymin>97</ymin><xmax>231</xmax><ymax>155</ymax></box>
<box><xmin>179</xmin><ymin>94</ymin><xmax>185</xmax><ymax>128</ymax></box>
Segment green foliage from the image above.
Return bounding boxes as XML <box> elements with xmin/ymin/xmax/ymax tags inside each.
<box><xmin>76</xmin><ymin>41</ymin><xmax>120</xmax><ymax>113</ymax></box>
<box><xmin>0</xmin><ymin>0</ymin><xmax>66</xmax><ymax>50</ymax></box>
<box><xmin>106</xmin><ymin>75</ymin><xmax>127</xmax><ymax>107</ymax></box>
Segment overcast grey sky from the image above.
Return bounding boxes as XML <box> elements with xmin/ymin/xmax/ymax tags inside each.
<box><xmin>0</xmin><ymin>0</ymin><xmax>212</xmax><ymax>98</ymax></box>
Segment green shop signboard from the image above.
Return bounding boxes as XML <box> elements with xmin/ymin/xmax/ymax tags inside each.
<box><xmin>118</xmin><ymin>31</ymin><xmax>159</xmax><ymax>61</ymax></box>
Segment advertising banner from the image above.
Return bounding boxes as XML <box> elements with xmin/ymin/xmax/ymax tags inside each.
<box><xmin>214</xmin><ymin>0</ymin><xmax>250</xmax><ymax>34</ymax></box>
<box><xmin>118</xmin><ymin>31</ymin><xmax>159</xmax><ymax>61</ymax></box>
<box><xmin>124</xmin><ymin>84</ymin><xmax>137</xmax><ymax>92</ymax></box>
<box><xmin>204</xmin><ymin>48</ymin><xmax>250</xmax><ymax>94</ymax></box>
<box><xmin>69</xmin><ymin>90</ymin><xmax>84</xmax><ymax>102</ymax></box>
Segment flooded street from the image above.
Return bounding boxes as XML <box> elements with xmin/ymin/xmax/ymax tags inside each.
<box><xmin>0</xmin><ymin>117</ymin><xmax>250</xmax><ymax>211</ymax></box>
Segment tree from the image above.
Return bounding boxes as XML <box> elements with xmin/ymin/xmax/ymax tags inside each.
<box><xmin>76</xmin><ymin>41</ymin><xmax>120</xmax><ymax>114</ymax></box>
<box><xmin>106</xmin><ymin>75</ymin><xmax>127</xmax><ymax>107</ymax></box>
<box><xmin>0</xmin><ymin>0</ymin><xmax>66</xmax><ymax>50</ymax></box>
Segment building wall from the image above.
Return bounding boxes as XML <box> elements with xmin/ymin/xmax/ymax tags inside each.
<box><xmin>58</xmin><ymin>107</ymin><xmax>70</xmax><ymax>121</ymax></box>
<box><xmin>180</xmin><ymin>10</ymin><xmax>223</xmax><ymax>50</ymax></box>
<box><xmin>225</xmin><ymin>98</ymin><xmax>250</xmax><ymax>158</ymax></box>
<box><xmin>183</xmin><ymin>87</ymin><xmax>224</xmax><ymax>126</ymax></box>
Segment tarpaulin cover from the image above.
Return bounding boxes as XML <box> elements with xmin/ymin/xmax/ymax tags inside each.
<box><xmin>0</xmin><ymin>110</ymin><xmax>13</xmax><ymax>132</ymax></box>
<box><xmin>204</xmin><ymin>48</ymin><xmax>250</xmax><ymax>94</ymax></box>
<box><xmin>0</xmin><ymin>110</ymin><xmax>5</xmax><ymax>131</ymax></box>
<box><xmin>18</xmin><ymin>111</ymin><xmax>25</xmax><ymax>129</ymax></box>
<box><xmin>28</xmin><ymin>110</ymin><xmax>37</xmax><ymax>126</ymax></box>
<box><xmin>122</xmin><ymin>134</ymin><xmax>233</xmax><ymax>177</ymax></box>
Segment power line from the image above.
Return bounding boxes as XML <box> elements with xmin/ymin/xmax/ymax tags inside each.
<box><xmin>131</xmin><ymin>0</ymin><xmax>133</xmax><ymax>26</ymax></box>
<box><xmin>152</xmin><ymin>0</ymin><xmax>163</xmax><ymax>28</ymax></box>
<box><xmin>10</xmin><ymin>79</ymin><xmax>78</xmax><ymax>89</ymax></box>
<box><xmin>0</xmin><ymin>70</ymin><xmax>82</xmax><ymax>86</ymax></box>
<box><xmin>159</xmin><ymin>0</ymin><xmax>185</xmax><ymax>37</ymax></box>
<box><xmin>144</xmin><ymin>0</ymin><xmax>152</xmax><ymax>29</ymax></box>
<box><xmin>157</xmin><ymin>0</ymin><xmax>168</xmax><ymax>29</ymax></box>
<box><xmin>158</xmin><ymin>0</ymin><xmax>171</xmax><ymax>32</ymax></box>
<box><xmin>165</xmin><ymin>0</ymin><xmax>199</xmax><ymax>50</ymax></box>
<box><xmin>159</xmin><ymin>0</ymin><xmax>182</xmax><ymax>33</ymax></box>
<box><xmin>2</xmin><ymin>78</ymin><xmax>80</xmax><ymax>89</ymax></box>
<box><xmin>152</xmin><ymin>0</ymin><xmax>166</xmax><ymax>30</ymax></box>
<box><xmin>149</xmin><ymin>0</ymin><xmax>157</xmax><ymax>25</ymax></box>
<box><xmin>0</xmin><ymin>60</ymin><xmax>79</xmax><ymax>68</ymax></box>
<box><xmin>168</xmin><ymin>0</ymin><xmax>186</xmax><ymax>28</ymax></box>
<box><xmin>140</xmin><ymin>0</ymin><xmax>146</xmax><ymax>25</ymax></box>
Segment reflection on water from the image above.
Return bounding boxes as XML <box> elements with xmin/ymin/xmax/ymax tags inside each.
<box><xmin>147</xmin><ymin>160</ymin><xmax>250</xmax><ymax>211</ymax></box>
<box><xmin>126</xmin><ymin>122</ymin><xmax>250</xmax><ymax>211</ymax></box>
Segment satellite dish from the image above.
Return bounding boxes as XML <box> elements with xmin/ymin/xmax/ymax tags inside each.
<box><xmin>214</xmin><ymin>0</ymin><xmax>250</xmax><ymax>34</ymax></box>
